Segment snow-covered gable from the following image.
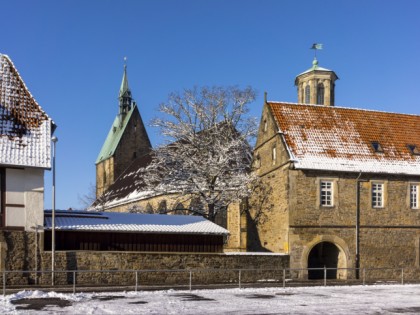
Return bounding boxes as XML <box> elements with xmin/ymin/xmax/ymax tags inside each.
<box><xmin>268</xmin><ymin>102</ymin><xmax>420</xmax><ymax>175</ymax></box>
<box><xmin>0</xmin><ymin>54</ymin><xmax>53</xmax><ymax>168</ymax></box>
<box><xmin>44</xmin><ymin>210</ymin><xmax>229</xmax><ymax>235</ymax></box>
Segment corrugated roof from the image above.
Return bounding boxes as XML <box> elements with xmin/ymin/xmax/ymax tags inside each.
<box><xmin>44</xmin><ymin>210</ymin><xmax>229</xmax><ymax>235</ymax></box>
<box><xmin>0</xmin><ymin>54</ymin><xmax>54</xmax><ymax>168</ymax></box>
<box><xmin>268</xmin><ymin>102</ymin><xmax>420</xmax><ymax>175</ymax></box>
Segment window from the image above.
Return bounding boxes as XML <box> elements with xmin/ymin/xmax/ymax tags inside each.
<box><xmin>317</xmin><ymin>83</ymin><xmax>324</xmax><ymax>105</ymax></box>
<box><xmin>305</xmin><ymin>85</ymin><xmax>310</xmax><ymax>103</ymax></box>
<box><xmin>272</xmin><ymin>146</ymin><xmax>277</xmax><ymax>165</ymax></box>
<box><xmin>371</xmin><ymin>141</ymin><xmax>384</xmax><ymax>153</ymax></box>
<box><xmin>320</xmin><ymin>181</ymin><xmax>333</xmax><ymax>206</ymax></box>
<box><xmin>410</xmin><ymin>184</ymin><xmax>419</xmax><ymax>209</ymax></box>
<box><xmin>263</xmin><ymin>119</ymin><xmax>268</xmax><ymax>132</ymax></box>
<box><xmin>407</xmin><ymin>144</ymin><xmax>420</xmax><ymax>156</ymax></box>
<box><xmin>253</xmin><ymin>154</ymin><xmax>261</xmax><ymax>169</ymax></box>
<box><xmin>372</xmin><ymin>183</ymin><xmax>384</xmax><ymax>208</ymax></box>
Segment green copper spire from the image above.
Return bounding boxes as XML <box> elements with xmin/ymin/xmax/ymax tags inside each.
<box><xmin>118</xmin><ymin>58</ymin><xmax>132</xmax><ymax>116</ymax></box>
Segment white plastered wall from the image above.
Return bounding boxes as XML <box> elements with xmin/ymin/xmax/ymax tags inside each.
<box><xmin>5</xmin><ymin>168</ymin><xmax>44</xmax><ymax>231</ymax></box>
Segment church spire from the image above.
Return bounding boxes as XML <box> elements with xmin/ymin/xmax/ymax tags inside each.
<box><xmin>119</xmin><ymin>58</ymin><xmax>132</xmax><ymax>116</ymax></box>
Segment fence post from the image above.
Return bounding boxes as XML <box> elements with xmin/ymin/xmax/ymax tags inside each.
<box><xmin>324</xmin><ymin>267</ymin><xmax>327</xmax><ymax>286</ymax></box>
<box><xmin>363</xmin><ymin>268</ymin><xmax>366</xmax><ymax>285</ymax></box>
<box><xmin>238</xmin><ymin>270</ymin><xmax>241</xmax><ymax>289</ymax></box>
<box><xmin>135</xmin><ymin>271</ymin><xmax>138</xmax><ymax>292</ymax></box>
<box><xmin>401</xmin><ymin>268</ymin><xmax>404</xmax><ymax>285</ymax></box>
<box><xmin>3</xmin><ymin>271</ymin><xmax>5</xmax><ymax>297</ymax></box>
<box><xmin>189</xmin><ymin>271</ymin><xmax>192</xmax><ymax>292</ymax></box>
<box><xmin>72</xmin><ymin>271</ymin><xmax>76</xmax><ymax>294</ymax></box>
<box><xmin>283</xmin><ymin>269</ymin><xmax>286</xmax><ymax>288</ymax></box>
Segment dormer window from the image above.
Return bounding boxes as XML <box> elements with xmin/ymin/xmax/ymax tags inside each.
<box><xmin>407</xmin><ymin>144</ymin><xmax>420</xmax><ymax>155</ymax></box>
<box><xmin>371</xmin><ymin>141</ymin><xmax>383</xmax><ymax>153</ymax></box>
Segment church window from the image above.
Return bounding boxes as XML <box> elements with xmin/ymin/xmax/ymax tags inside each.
<box><xmin>157</xmin><ymin>200</ymin><xmax>167</xmax><ymax>214</ymax></box>
<box><xmin>372</xmin><ymin>182</ymin><xmax>384</xmax><ymax>208</ymax></box>
<box><xmin>305</xmin><ymin>85</ymin><xmax>310</xmax><ymax>103</ymax></box>
<box><xmin>320</xmin><ymin>180</ymin><xmax>333</xmax><ymax>206</ymax></box>
<box><xmin>174</xmin><ymin>203</ymin><xmax>184</xmax><ymax>215</ymax></box>
<box><xmin>263</xmin><ymin>119</ymin><xmax>268</xmax><ymax>132</ymax></box>
<box><xmin>254</xmin><ymin>154</ymin><xmax>261</xmax><ymax>169</ymax></box>
<box><xmin>410</xmin><ymin>184</ymin><xmax>419</xmax><ymax>209</ymax></box>
<box><xmin>317</xmin><ymin>83</ymin><xmax>324</xmax><ymax>105</ymax></box>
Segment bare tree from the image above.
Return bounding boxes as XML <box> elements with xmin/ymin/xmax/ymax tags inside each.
<box><xmin>141</xmin><ymin>86</ymin><xmax>258</xmax><ymax>222</ymax></box>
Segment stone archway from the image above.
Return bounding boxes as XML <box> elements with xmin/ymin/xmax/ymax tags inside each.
<box><xmin>307</xmin><ymin>242</ymin><xmax>340</xmax><ymax>279</ymax></box>
<box><xmin>299</xmin><ymin>235</ymin><xmax>350</xmax><ymax>280</ymax></box>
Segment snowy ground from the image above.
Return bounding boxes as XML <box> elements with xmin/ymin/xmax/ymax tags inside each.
<box><xmin>1</xmin><ymin>284</ymin><xmax>420</xmax><ymax>314</ymax></box>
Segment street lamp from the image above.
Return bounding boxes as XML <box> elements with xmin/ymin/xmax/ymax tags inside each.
<box><xmin>51</xmin><ymin>136</ymin><xmax>58</xmax><ymax>286</ymax></box>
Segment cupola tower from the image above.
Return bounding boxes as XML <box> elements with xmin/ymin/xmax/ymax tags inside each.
<box><xmin>295</xmin><ymin>58</ymin><xmax>338</xmax><ymax>106</ymax></box>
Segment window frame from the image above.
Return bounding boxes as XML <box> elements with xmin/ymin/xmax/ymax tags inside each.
<box><xmin>409</xmin><ymin>183</ymin><xmax>419</xmax><ymax>209</ymax></box>
<box><xmin>320</xmin><ymin>180</ymin><xmax>334</xmax><ymax>207</ymax></box>
<box><xmin>371</xmin><ymin>182</ymin><xmax>385</xmax><ymax>208</ymax></box>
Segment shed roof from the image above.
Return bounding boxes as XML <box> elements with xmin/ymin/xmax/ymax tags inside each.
<box><xmin>44</xmin><ymin>210</ymin><xmax>229</xmax><ymax>235</ymax></box>
<box><xmin>268</xmin><ymin>102</ymin><xmax>420</xmax><ymax>175</ymax></box>
<box><xmin>0</xmin><ymin>54</ymin><xmax>54</xmax><ymax>168</ymax></box>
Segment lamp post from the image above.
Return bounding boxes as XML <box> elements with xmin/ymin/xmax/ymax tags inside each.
<box><xmin>51</xmin><ymin>136</ymin><xmax>58</xmax><ymax>286</ymax></box>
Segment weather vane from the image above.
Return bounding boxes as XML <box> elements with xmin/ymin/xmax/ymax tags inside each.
<box><xmin>310</xmin><ymin>43</ymin><xmax>323</xmax><ymax>59</ymax></box>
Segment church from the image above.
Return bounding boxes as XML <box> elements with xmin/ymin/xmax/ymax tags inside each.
<box><xmin>94</xmin><ymin>57</ymin><xmax>420</xmax><ymax>279</ymax></box>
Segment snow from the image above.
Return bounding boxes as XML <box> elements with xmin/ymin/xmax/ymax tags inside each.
<box><xmin>2</xmin><ymin>285</ymin><xmax>420</xmax><ymax>314</ymax></box>
<box><xmin>44</xmin><ymin>210</ymin><xmax>229</xmax><ymax>235</ymax></box>
<box><xmin>0</xmin><ymin>54</ymin><xmax>53</xmax><ymax>169</ymax></box>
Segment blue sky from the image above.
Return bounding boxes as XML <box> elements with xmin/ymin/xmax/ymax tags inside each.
<box><xmin>1</xmin><ymin>0</ymin><xmax>419</xmax><ymax>209</ymax></box>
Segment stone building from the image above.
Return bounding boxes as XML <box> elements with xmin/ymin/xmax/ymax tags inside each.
<box><xmin>248</xmin><ymin>58</ymin><xmax>420</xmax><ymax>279</ymax></box>
<box><xmin>95</xmin><ymin>64</ymin><xmax>151</xmax><ymax>197</ymax></box>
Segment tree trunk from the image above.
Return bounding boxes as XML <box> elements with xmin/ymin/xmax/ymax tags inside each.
<box><xmin>207</xmin><ymin>203</ymin><xmax>216</xmax><ymax>222</ymax></box>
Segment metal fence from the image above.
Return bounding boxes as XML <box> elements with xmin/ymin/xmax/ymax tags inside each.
<box><xmin>2</xmin><ymin>267</ymin><xmax>420</xmax><ymax>296</ymax></box>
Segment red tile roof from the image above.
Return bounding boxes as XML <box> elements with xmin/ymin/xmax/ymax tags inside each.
<box><xmin>268</xmin><ymin>102</ymin><xmax>420</xmax><ymax>175</ymax></box>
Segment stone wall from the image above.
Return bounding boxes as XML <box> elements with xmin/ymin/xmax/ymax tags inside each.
<box><xmin>0</xmin><ymin>230</ymin><xmax>289</xmax><ymax>285</ymax></box>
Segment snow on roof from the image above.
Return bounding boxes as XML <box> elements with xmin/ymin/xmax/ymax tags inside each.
<box><xmin>0</xmin><ymin>54</ymin><xmax>54</xmax><ymax>168</ymax></box>
<box><xmin>44</xmin><ymin>210</ymin><xmax>229</xmax><ymax>235</ymax></box>
<box><xmin>268</xmin><ymin>102</ymin><xmax>420</xmax><ymax>175</ymax></box>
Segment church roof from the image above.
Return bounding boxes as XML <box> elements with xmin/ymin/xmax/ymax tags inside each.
<box><xmin>0</xmin><ymin>53</ymin><xmax>54</xmax><ymax>168</ymax></box>
<box><xmin>268</xmin><ymin>102</ymin><xmax>420</xmax><ymax>175</ymax></box>
<box><xmin>96</xmin><ymin>104</ymin><xmax>137</xmax><ymax>164</ymax></box>
<box><xmin>44</xmin><ymin>209</ymin><xmax>229</xmax><ymax>235</ymax></box>
<box><xmin>93</xmin><ymin>152</ymin><xmax>154</xmax><ymax>208</ymax></box>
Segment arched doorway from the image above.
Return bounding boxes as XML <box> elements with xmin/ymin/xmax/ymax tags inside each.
<box><xmin>308</xmin><ymin>242</ymin><xmax>340</xmax><ymax>279</ymax></box>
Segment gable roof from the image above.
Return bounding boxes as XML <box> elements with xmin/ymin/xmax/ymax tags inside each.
<box><xmin>268</xmin><ymin>102</ymin><xmax>420</xmax><ymax>175</ymax></box>
<box><xmin>96</xmin><ymin>104</ymin><xmax>138</xmax><ymax>164</ymax></box>
<box><xmin>0</xmin><ymin>54</ymin><xmax>54</xmax><ymax>168</ymax></box>
<box><xmin>44</xmin><ymin>209</ymin><xmax>229</xmax><ymax>235</ymax></box>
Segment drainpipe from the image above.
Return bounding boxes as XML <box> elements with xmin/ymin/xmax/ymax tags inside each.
<box><xmin>355</xmin><ymin>172</ymin><xmax>362</xmax><ymax>279</ymax></box>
